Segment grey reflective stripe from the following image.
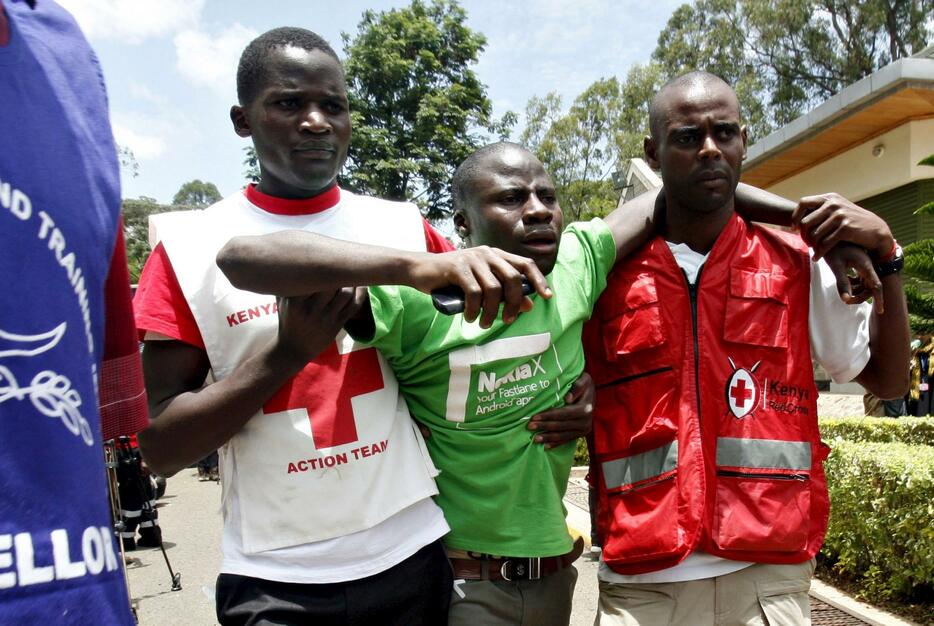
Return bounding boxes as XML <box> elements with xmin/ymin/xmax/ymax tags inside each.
<box><xmin>602</xmin><ymin>441</ymin><xmax>678</xmax><ymax>490</ymax></box>
<box><xmin>716</xmin><ymin>437</ymin><xmax>811</xmax><ymax>471</ymax></box>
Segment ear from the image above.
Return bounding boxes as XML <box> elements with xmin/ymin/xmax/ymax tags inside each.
<box><xmin>740</xmin><ymin>124</ymin><xmax>748</xmax><ymax>160</ymax></box>
<box><xmin>231</xmin><ymin>105</ymin><xmax>252</xmax><ymax>138</ymax></box>
<box><xmin>644</xmin><ymin>135</ymin><xmax>660</xmax><ymax>170</ymax></box>
<box><xmin>453</xmin><ymin>211</ymin><xmax>469</xmax><ymax>237</ymax></box>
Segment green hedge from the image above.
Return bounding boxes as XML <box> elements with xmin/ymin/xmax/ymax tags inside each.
<box><xmin>822</xmin><ymin>440</ymin><xmax>934</xmax><ymax>601</ymax></box>
<box><xmin>571</xmin><ymin>417</ymin><xmax>934</xmax><ymax>467</ymax></box>
<box><xmin>819</xmin><ymin>416</ymin><xmax>934</xmax><ymax>447</ymax></box>
<box><xmin>574</xmin><ymin>438</ymin><xmax>589</xmax><ymax>466</ymax></box>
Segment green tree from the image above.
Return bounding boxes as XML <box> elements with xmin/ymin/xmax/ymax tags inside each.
<box><xmin>903</xmin><ymin>154</ymin><xmax>934</xmax><ymax>333</ymax></box>
<box><xmin>520</xmin><ymin>67</ymin><xmax>666</xmax><ymax>222</ymax></box>
<box><xmin>341</xmin><ymin>0</ymin><xmax>513</xmax><ymax>222</ymax></box>
<box><xmin>652</xmin><ymin>0</ymin><xmax>771</xmax><ymax>139</ymax></box>
<box><xmin>613</xmin><ymin>62</ymin><xmax>667</xmax><ymax>160</ymax></box>
<box><xmin>117</xmin><ymin>144</ymin><xmax>140</xmax><ymax>179</ymax></box>
<box><xmin>654</xmin><ymin>0</ymin><xmax>933</xmax><ymax>138</ymax></box>
<box><xmin>172</xmin><ymin>179</ymin><xmax>221</xmax><ymax>208</ymax></box>
<box><xmin>243</xmin><ymin>146</ymin><xmax>260</xmax><ymax>184</ymax></box>
<box><xmin>121</xmin><ymin>197</ymin><xmax>188</xmax><ymax>283</ymax></box>
<box><xmin>520</xmin><ymin>80</ymin><xmax>622</xmax><ymax>221</ymax></box>
<box><xmin>122</xmin><ymin>197</ymin><xmax>163</xmax><ymax>282</ymax></box>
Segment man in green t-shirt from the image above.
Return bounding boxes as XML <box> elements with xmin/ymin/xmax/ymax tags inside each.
<box><xmin>219</xmin><ymin>142</ymin><xmax>660</xmax><ymax>624</ymax></box>
<box><xmin>217</xmin><ymin>141</ymin><xmax>878</xmax><ymax>625</ymax></box>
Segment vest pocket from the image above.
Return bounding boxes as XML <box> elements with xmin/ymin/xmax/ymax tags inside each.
<box><xmin>713</xmin><ymin>437</ymin><xmax>812</xmax><ymax>552</ymax></box>
<box><xmin>601</xmin><ymin>274</ymin><xmax>669</xmax><ymax>376</ymax></box>
<box><xmin>600</xmin><ymin>441</ymin><xmax>682</xmax><ymax>560</ymax></box>
<box><xmin>723</xmin><ymin>267</ymin><xmax>789</xmax><ymax>348</ymax></box>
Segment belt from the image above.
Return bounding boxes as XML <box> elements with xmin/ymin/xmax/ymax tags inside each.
<box><xmin>449</xmin><ymin>536</ymin><xmax>584</xmax><ymax>582</ymax></box>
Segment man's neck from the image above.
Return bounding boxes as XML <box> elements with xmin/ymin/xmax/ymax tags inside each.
<box><xmin>255</xmin><ymin>173</ymin><xmax>337</xmax><ymax>201</ymax></box>
<box><xmin>662</xmin><ymin>198</ymin><xmax>734</xmax><ymax>254</ymax></box>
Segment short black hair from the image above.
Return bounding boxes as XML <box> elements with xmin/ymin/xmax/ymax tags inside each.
<box><xmin>452</xmin><ymin>142</ymin><xmax>529</xmax><ymax>213</ymax></box>
<box><xmin>648</xmin><ymin>70</ymin><xmax>733</xmax><ymax>140</ymax></box>
<box><xmin>236</xmin><ymin>27</ymin><xmax>340</xmax><ymax>105</ymax></box>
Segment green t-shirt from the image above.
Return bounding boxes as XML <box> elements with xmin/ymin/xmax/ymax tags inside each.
<box><xmin>364</xmin><ymin>219</ymin><xmax>616</xmax><ymax>557</ymax></box>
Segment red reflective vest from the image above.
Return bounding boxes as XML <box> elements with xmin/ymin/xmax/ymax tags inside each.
<box><xmin>584</xmin><ymin>214</ymin><xmax>829</xmax><ymax>575</ymax></box>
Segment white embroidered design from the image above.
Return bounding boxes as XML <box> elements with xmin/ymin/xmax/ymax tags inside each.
<box><xmin>0</xmin><ymin>323</ymin><xmax>92</xmax><ymax>445</ymax></box>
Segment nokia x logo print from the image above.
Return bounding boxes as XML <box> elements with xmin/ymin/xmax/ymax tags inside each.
<box><xmin>263</xmin><ymin>342</ymin><xmax>384</xmax><ymax>449</ymax></box>
<box><xmin>725</xmin><ymin>357</ymin><xmax>761</xmax><ymax>419</ymax></box>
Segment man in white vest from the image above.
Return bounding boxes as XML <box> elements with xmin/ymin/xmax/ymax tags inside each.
<box><xmin>133</xmin><ymin>28</ymin><xmax>593</xmax><ymax>625</ymax></box>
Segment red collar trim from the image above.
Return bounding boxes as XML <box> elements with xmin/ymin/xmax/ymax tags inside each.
<box><xmin>245</xmin><ymin>183</ymin><xmax>340</xmax><ymax>215</ymax></box>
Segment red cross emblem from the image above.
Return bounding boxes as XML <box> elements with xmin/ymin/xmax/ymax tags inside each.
<box><xmin>263</xmin><ymin>342</ymin><xmax>385</xmax><ymax>449</ymax></box>
<box><xmin>730</xmin><ymin>378</ymin><xmax>753</xmax><ymax>404</ymax></box>
<box><xmin>725</xmin><ymin>357</ymin><xmax>760</xmax><ymax>419</ymax></box>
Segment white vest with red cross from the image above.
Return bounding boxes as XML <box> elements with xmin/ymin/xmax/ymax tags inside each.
<box><xmin>154</xmin><ymin>190</ymin><xmax>440</xmax><ymax>553</ymax></box>
<box><xmin>584</xmin><ymin>214</ymin><xmax>829</xmax><ymax>574</ymax></box>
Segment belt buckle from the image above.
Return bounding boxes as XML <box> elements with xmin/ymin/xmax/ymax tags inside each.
<box><xmin>500</xmin><ymin>557</ymin><xmax>541</xmax><ymax>581</ymax></box>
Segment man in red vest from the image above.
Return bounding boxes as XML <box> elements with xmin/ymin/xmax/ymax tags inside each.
<box><xmin>584</xmin><ymin>71</ymin><xmax>909</xmax><ymax>625</ymax></box>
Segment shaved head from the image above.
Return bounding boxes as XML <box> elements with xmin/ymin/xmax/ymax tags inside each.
<box><xmin>451</xmin><ymin>141</ymin><xmax>563</xmax><ymax>274</ymax></box>
<box><xmin>649</xmin><ymin>71</ymin><xmax>738</xmax><ymax>140</ymax></box>
<box><xmin>642</xmin><ymin>69</ymin><xmax>748</xmax><ymax>230</ymax></box>
<box><xmin>452</xmin><ymin>142</ymin><xmax>534</xmax><ymax>213</ymax></box>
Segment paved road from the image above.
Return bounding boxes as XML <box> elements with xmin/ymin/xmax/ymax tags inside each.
<box><xmin>126</xmin><ymin>470</ymin><xmax>602</xmax><ymax>625</ymax></box>
<box><xmin>125</xmin><ymin>469</ymin><xmax>220</xmax><ymax>625</ymax></box>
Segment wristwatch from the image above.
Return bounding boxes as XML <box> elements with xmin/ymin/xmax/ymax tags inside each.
<box><xmin>874</xmin><ymin>242</ymin><xmax>904</xmax><ymax>278</ymax></box>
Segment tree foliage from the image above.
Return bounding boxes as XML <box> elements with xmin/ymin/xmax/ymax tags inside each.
<box><xmin>340</xmin><ymin>0</ymin><xmax>513</xmax><ymax>222</ymax></box>
<box><xmin>243</xmin><ymin>147</ymin><xmax>260</xmax><ymax>184</ymax></box>
<box><xmin>654</xmin><ymin>0</ymin><xmax>932</xmax><ymax>138</ymax></box>
<box><xmin>172</xmin><ymin>179</ymin><xmax>221</xmax><ymax>208</ymax></box>
<box><xmin>117</xmin><ymin>144</ymin><xmax>140</xmax><ymax>179</ymax></box>
<box><xmin>122</xmin><ymin>198</ymin><xmax>163</xmax><ymax>283</ymax></box>
<box><xmin>520</xmin><ymin>81</ymin><xmax>621</xmax><ymax>221</ymax></box>
<box><xmin>521</xmin><ymin>65</ymin><xmax>665</xmax><ymax>221</ymax></box>
<box><xmin>121</xmin><ymin>198</ymin><xmax>188</xmax><ymax>283</ymax></box>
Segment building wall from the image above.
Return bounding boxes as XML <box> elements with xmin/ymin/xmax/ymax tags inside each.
<box><xmin>764</xmin><ymin>118</ymin><xmax>934</xmax><ymax>203</ymax></box>
<box><xmin>858</xmin><ymin>179</ymin><xmax>934</xmax><ymax>245</ymax></box>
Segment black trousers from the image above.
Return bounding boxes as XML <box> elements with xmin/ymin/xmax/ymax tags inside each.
<box><xmin>216</xmin><ymin>540</ymin><xmax>452</xmax><ymax>626</ymax></box>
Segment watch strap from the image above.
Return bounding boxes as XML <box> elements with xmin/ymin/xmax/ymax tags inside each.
<box><xmin>874</xmin><ymin>243</ymin><xmax>904</xmax><ymax>278</ymax></box>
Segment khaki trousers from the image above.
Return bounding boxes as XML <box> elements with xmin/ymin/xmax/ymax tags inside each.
<box><xmin>449</xmin><ymin>565</ymin><xmax>578</xmax><ymax>626</ymax></box>
<box><xmin>596</xmin><ymin>559</ymin><xmax>814</xmax><ymax>626</ymax></box>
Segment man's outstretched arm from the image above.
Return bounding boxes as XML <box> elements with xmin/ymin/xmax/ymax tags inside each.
<box><xmin>218</xmin><ymin>232</ymin><xmax>555</xmax><ymax>327</ymax></box>
<box><xmin>600</xmin><ymin>182</ymin><xmax>857</xmax><ymax>262</ymax></box>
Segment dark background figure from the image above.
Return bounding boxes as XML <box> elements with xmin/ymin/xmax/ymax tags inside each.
<box><xmin>197</xmin><ymin>450</ymin><xmax>220</xmax><ymax>481</ymax></box>
<box><xmin>909</xmin><ymin>336</ymin><xmax>933</xmax><ymax>415</ymax></box>
<box><xmin>864</xmin><ymin>391</ymin><xmax>908</xmax><ymax>417</ymax></box>
<box><xmin>115</xmin><ymin>436</ymin><xmax>162</xmax><ymax>551</ymax></box>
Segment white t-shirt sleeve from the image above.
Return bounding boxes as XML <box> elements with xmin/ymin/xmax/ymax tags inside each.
<box><xmin>808</xmin><ymin>254</ymin><xmax>871</xmax><ymax>383</ymax></box>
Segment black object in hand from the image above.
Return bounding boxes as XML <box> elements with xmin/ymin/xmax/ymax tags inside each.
<box><xmin>431</xmin><ymin>276</ymin><xmax>534</xmax><ymax>315</ymax></box>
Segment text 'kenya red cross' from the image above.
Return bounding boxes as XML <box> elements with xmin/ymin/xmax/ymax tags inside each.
<box><xmin>263</xmin><ymin>342</ymin><xmax>384</xmax><ymax>449</ymax></box>
<box><xmin>730</xmin><ymin>378</ymin><xmax>753</xmax><ymax>404</ymax></box>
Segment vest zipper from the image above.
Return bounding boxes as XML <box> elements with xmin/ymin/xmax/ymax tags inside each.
<box><xmin>717</xmin><ymin>470</ymin><xmax>809</xmax><ymax>481</ymax></box>
<box><xmin>683</xmin><ymin>268</ymin><xmax>704</xmax><ymax>422</ymax></box>
<box><xmin>609</xmin><ymin>472</ymin><xmax>676</xmax><ymax>495</ymax></box>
